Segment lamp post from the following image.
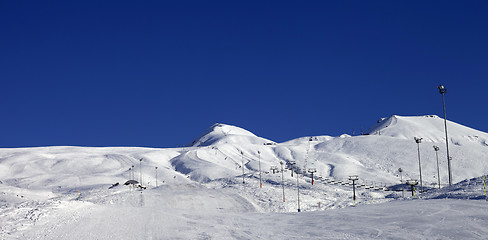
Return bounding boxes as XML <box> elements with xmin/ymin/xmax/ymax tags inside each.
<box><xmin>349</xmin><ymin>175</ymin><xmax>359</xmax><ymax>205</ymax></box>
<box><xmin>398</xmin><ymin>168</ymin><xmax>404</xmax><ymax>198</ymax></box>
<box><xmin>414</xmin><ymin>137</ymin><xmax>423</xmax><ymax>192</ymax></box>
<box><xmin>398</xmin><ymin>168</ymin><xmax>403</xmax><ymax>183</ymax></box>
<box><xmin>258</xmin><ymin>151</ymin><xmax>262</xmax><ymax>188</ymax></box>
<box><xmin>128</xmin><ymin>167</ymin><xmax>132</xmax><ymax>189</ymax></box>
<box><xmin>131</xmin><ymin>165</ymin><xmax>135</xmax><ymax>180</ymax></box>
<box><xmin>433</xmin><ymin>146</ymin><xmax>441</xmax><ymax>189</ymax></box>
<box><xmin>155</xmin><ymin>166</ymin><xmax>158</xmax><ymax>187</ymax></box>
<box><xmin>438</xmin><ymin>85</ymin><xmax>452</xmax><ymax>185</ymax></box>
<box><xmin>139</xmin><ymin>158</ymin><xmax>143</xmax><ymax>186</ymax></box>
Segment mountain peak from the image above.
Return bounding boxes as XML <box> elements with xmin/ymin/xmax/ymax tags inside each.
<box><xmin>366</xmin><ymin>115</ymin><xmax>488</xmax><ymax>145</ymax></box>
<box><xmin>189</xmin><ymin>123</ymin><xmax>272</xmax><ymax>147</ymax></box>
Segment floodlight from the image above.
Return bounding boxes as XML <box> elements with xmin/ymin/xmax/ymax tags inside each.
<box><xmin>437</xmin><ymin>84</ymin><xmax>452</xmax><ymax>185</ymax></box>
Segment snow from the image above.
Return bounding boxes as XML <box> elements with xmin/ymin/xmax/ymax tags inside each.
<box><xmin>189</xmin><ymin>123</ymin><xmax>274</xmax><ymax>147</ymax></box>
<box><xmin>1</xmin><ymin>116</ymin><xmax>488</xmax><ymax>239</ymax></box>
<box><xmin>367</xmin><ymin>115</ymin><xmax>488</xmax><ymax>146</ymax></box>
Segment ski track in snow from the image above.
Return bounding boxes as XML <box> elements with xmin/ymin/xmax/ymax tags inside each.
<box><xmin>15</xmin><ymin>195</ymin><xmax>488</xmax><ymax>239</ymax></box>
<box><xmin>4</xmin><ymin>179</ymin><xmax>488</xmax><ymax>240</ymax></box>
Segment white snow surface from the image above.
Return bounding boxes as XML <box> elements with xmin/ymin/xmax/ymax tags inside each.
<box><xmin>367</xmin><ymin>115</ymin><xmax>488</xmax><ymax>145</ymax></box>
<box><xmin>1</xmin><ymin>115</ymin><xmax>488</xmax><ymax>239</ymax></box>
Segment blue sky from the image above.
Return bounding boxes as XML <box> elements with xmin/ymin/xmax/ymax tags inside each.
<box><xmin>1</xmin><ymin>1</ymin><xmax>487</xmax><ymax>147</ymax></box>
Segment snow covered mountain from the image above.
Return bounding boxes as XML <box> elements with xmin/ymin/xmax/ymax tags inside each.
<box><xmin>1</xmin><ymin>115</ymin><xmax>488</xmax><ymax>239</ymax></box>
<box><xmin>189</xmin><ymin>123</ymin><xmax>275</xmax><ymax>147</ymax></box>
<box><xmin>367</xmin><ymin>115</ymin><xmax>488</xmax><ymax>146</ymax></box>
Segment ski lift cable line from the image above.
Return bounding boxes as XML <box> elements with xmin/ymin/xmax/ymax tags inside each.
<box><xmin>317</xmin><ymin>175</ymin><xmax>396</xmax><ymax>192</ymax></box>
<box><xmin>217</xmin><ymin>146</ymin><xmax>396</xmax><ymax>192</ymax></box>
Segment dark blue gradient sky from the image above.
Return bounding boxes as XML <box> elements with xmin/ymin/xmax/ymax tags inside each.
<box><xmin>1</xmin><ymin>1</ymin><xmax>487</xmax><ymax>147</ymax></box>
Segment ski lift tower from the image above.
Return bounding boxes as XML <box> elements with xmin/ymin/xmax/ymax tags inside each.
<box><xmin>308</xmin><ymin>168</ymin><xmax>317</xmax><ymax>185</ymax></box>
<box><xmin>289</xmin><ymin>161</ymin><xmax>296</xmax><ymax>177</ymax></box>
<box><xmin>276</xmin><ymin>162</ymin><xmax>286</xmax><ymax>202</ymax></box>
<box><xmin>406</xmin><ymin>179</ymin><xmax>419</xmax><ymax>197</ymax></box>
<box><xmin>349</xmin><ymin>175</ymin><xmax>359</xmax><ymax>205</ymax></box>
<box><xmin>279</xmin><ymin>163</ymin><xmax>286</xmax><ymax>202</ymax></box>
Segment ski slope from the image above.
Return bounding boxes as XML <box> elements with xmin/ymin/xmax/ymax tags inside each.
<box><xmin>4</xmin><ymin>180</ymin><xmax>488</xmax><ymax>240</ymax></box>
<box><xmin>1</xmin><ymin>115</ymin><xmax>488</xmax><ymax>239</ymax></box>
